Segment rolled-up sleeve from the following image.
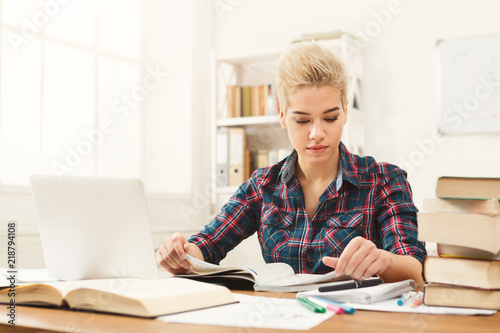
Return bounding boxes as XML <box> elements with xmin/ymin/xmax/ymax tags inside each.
<box><xmin>188</xmin><ymin>179</ymin><xmax>260</xmax><ymax>264</ymax></box>
<box><xmin>377</xmin><ymin>173</ymin><xmax>427</xmax><ymax>263</ymax></box>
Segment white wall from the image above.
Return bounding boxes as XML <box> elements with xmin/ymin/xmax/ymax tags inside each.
<box><xmin>212</xmin><ymin>0</ymin><xmax>500</xmax><ymax>209</ymax></box>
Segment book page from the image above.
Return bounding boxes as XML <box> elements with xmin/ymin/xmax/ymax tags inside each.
<box><xmin>185</xmin><ymin>254</ymin><xmax>294</xmax><ymax>285</ymax></box>
<box><xmin>39</xmin><ymin>277</ymin><xmax>230</xmax><ymax>302</ymax></box>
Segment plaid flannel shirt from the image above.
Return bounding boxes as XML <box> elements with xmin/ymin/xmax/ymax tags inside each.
<box><xmin>189</xmin><ymin>142</ymin><xmax>426</xmax><ymax>274</ymax></box>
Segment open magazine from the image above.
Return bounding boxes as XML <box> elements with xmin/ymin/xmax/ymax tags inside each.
<box><xmin>177</xmin><ymin>254</ymin><xmax>351</xmax><ymax>292</ymax></box>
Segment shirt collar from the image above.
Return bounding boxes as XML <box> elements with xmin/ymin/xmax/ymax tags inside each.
<box><xmin>279</xmin><ymin>142</ymin><xmax>359</xmax><ymax>190</ymax></box>
<box><xmin>338</xmin><ymin>142</ymin><xmax>360</xmax><ymax>188</ymax></box>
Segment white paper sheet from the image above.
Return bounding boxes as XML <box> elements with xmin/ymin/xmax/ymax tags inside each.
<box><xmin>159</xmin><ymin>293</ymin><xmax>334</xmax><ymax>330</ymax></box>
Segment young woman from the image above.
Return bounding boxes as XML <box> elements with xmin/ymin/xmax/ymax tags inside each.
<box><xmin>156</xmin><ymin>41</ymin><xmax>426</xmax><ymax>285</ymax></box>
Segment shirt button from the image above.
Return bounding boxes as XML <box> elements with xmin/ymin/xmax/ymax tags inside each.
<box><xmin>302</xmin><ymin>246</ymin><xmax>308</xmax><ymax>252</ymax></box>
<box><xmin>273</xmin><ymin>217</ymin><xmax>279</xmax><ymax>222</ymax></box>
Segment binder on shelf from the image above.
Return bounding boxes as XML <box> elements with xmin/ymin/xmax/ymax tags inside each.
<box><xmin>228</xmin><ymin>127</ymin><xmax>246</xmax><ymax>187</ymax></box>
<box><xmin>216</xmin><ymin>127</ymin><xmax>229</xmax><ymax>187</ymax></box>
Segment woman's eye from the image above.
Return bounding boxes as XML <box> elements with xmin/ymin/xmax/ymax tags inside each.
<box><xmin>295</xmin><ymin>119</ymin><xmax>309</xmax><ymax>124</ymax></box>
<box><xmin>325</xmin><ymin>117</ymin><xmax>339</xmax><ymax>122</ymax></box>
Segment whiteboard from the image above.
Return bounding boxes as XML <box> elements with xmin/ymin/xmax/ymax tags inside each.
<box><xmin>438</xmin><ymin>35</ymin><xmax>500</xmax><ymax>134</ymax></box>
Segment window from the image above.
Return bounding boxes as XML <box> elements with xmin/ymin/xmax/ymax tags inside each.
<box><xmin>0</xmin><ymin>0</ymin><xmax>143</xmax><ymax>185</ymax></box>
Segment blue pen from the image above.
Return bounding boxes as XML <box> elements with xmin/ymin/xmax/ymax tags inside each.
<box><xmin>313</xmin><ymin>297</ymin><xmax>355</xmax><ymax>314</ymax></box>
<box><xmin>397</xmin><ymin>292</ymin><xmax>415</xmax><ymax>306</ymax></box>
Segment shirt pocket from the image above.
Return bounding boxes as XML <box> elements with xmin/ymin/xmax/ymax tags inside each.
<box><xmin>324</xmin><ymin>210</ymin><xmax>365</xmax><ymax>254</ymax></box>
<box><xmin>259</xmin><ymin>204</ymin><xmax>294</xmax><ymax>258</ymax></box>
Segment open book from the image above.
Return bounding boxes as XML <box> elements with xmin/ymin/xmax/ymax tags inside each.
<box><xmin>0</xmin><ymin>277</ymin><xmax>236</xmax><ymax>317</ymax></box>
<box><xmin>179</xmin><ymin>254</ymin><xmax>350</xmax><ymax>292</ymax></box>
<box><xmin>297</xmin><ymin>279</ymin><xmax>417</xmax><ymax>304</ymax></box>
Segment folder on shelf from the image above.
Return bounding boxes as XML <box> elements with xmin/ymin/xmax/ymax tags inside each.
<box><xmin>228</xmin><ymin>127</ymin><xmax>246</xmax><ymax>187</ymax></box>
<box><xmin>216</xmin><ymin>127</ymin><xmax>229</xmax><ymax>187</ymax></box>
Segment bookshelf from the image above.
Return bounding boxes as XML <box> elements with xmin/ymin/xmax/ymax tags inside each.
<box><xmin>210</xmin><ymin>36</ymin><xmax>364</xmax><ymax>212</ymax></box>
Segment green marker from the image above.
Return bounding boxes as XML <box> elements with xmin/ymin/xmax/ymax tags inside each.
<box><xmin>297</xmin><ymin>297</ymin><xmax>326</xmax><ymax>313</ymax></box>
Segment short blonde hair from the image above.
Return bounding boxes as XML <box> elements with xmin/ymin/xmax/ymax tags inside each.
<box><xmin>276</xmin><ymin>40</ymin><xmax>348</xmax><ymax>113</ymax></box>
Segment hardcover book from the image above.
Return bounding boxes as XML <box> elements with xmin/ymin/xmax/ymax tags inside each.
<box><xmin>0</xmin><ymin>277</ymin><xmax>236</xmax><ymax>317</ymax></box>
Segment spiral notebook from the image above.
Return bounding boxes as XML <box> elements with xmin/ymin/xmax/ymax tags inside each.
<box><xmin>297</xmin><ymin>279</ymin><xmax>417</xmax><ymax>304</ymax></box>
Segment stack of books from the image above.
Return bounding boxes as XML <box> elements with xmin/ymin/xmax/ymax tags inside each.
<box><xmin>418</xmin><ymin>176</ymin><xmax>500</xmax><ymax>310</ymax></box>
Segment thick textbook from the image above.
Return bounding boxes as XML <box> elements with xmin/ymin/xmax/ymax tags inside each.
<box><xmin>297</xmin><ymin>279</ymin><xmax>417</xmax><ymax>304</ymax></box>
<box><xmin>436</xmin><ymin>244</ymin><xmax>500</xmax><ymax>260</ymax></box>
<box><xmin>0</xmin><ymin>277</ymin><xmax>236</xmax><ymax>317</ymax></box>
<box><xmin>424</xmin><ymin>283</ymin><xmax>500</xmax><ymax>310</ymax></box>
<box><xmin>423</xmin><ymin>256</ymin><xmax>500</xmax><ymax>289</ymax></box>
<box><xmin>436</xmin><ymin>176</ymin><xmax>500</xmax><ymax>200</ymax></box>
<box><xmin>179</xmin><ymin>255</ymin><xmax>350</xmax><ymax>292</ymax></box>
<box><xmin>422</xmin><ymin>197</ymin><xmax>500</xmax><ymax>217</ymax></box>
<box><xmin>417</xmin><ymin>212</ymin><xmax>500</xmax><ymax>256</ymax></box>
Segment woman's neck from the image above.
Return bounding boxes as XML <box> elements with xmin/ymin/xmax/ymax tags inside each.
<box><xmin>296</xmin><ymin>153</ymin><xmax>340</xmax><ymax>185</ymax></box>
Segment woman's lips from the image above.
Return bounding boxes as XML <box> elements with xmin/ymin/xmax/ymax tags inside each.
<box><xmin>307</xmin><ymin>145</ymin><xmax>328</xmax><ymax>153</ymax></box>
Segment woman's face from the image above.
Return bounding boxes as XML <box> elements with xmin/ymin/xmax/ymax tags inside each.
<box><xmin>280</xmin><ymin>85</ymin><xmax>348</xmax><ymax>168</ymax></box>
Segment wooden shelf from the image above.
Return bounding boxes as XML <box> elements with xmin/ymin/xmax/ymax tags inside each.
<box><xmin>216</xmin><ymin>48</ymin><xmax>283</xmax><ymax>65</ymax></box>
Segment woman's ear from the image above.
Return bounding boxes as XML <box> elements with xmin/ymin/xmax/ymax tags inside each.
<box><xmin>343</xmin><ymin>100</ymin><xmax>349</xmax><ymax>125</ymax></box>
<box><xmin>278</xmin><ymin>100</ymin><xmax>287</xmax><ymax>129</ymax></box>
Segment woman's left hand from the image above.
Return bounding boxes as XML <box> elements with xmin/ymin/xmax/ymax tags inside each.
<box><xmin>322</xmin><ymin>236</ymin><xmax>391</xmax><ymax>279</ymax></box>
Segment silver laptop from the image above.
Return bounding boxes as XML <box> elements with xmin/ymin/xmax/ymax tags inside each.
<box><xmin>30</xmin><ymin>175</ymin><xmax>159</xmax><ymax>281</ymax></box>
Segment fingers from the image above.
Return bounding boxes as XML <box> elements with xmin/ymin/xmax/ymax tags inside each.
<box><xmin>156</xmin><ymin>232</ymin><xmax>191</xmax><ymax>274</ymax></box>
<box><xmin>322</xmin><ymin>256</ymin><xmax>338</xmax><ymax>269</ymax></box>
<box><xmin>184</xmin><ymin>242</ymin><xmax>204</xmax><ymax>261</ymax></box>
<box><xmin>332</xmin><ymin>236</ymin><xmax>364</xmax><ymax>277</ymax></box>
<box><xmin>333</xmin><ymin>237</ymin><xmax>387</xmax><ymax>279</ymax></box>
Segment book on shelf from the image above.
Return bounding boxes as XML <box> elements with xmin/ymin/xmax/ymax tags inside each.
<box><xmin>298</xmin><ymin>279</ymin><xmax>417</xmax><ymax>304</ymax></box>
<box><xmin>422</xmin><ymin>197</ymin><xmax>500</xmax><ymax>217</ymax></box>
<box><xmin>178</xmin><ymin>254</ymin><xmax>351</xmax><ymax>292</ymax></box>
<box><xmin>436</xmin><ymin>176</ymin><xmax>500</xmax><ymax>200</ymax></box>
<box><xmin>226</xmin><ymin>84</ymin><xmax>275</xmax><ymax>119</ymax></box>
<box><xmin>417</xmin><ymin>212</ymin><xmax>500</xmax><ymax>258</ymax></box>
<box><xmin>227</xmin><ymin>85</ymin><xmax>235</xmax><ymax>118</ymax></box>
<box><xmin>247</xmin><ymin>148</ymin><xmax>292</xmax><ymax>176</ymax></box>
<box><xmin>0</xmin><ymin>277</ymin><xmax>236</xmax><ymax>318</ymax></box>
<box><xmin>242</xmin><ymin>86</ymin><xmax>251</xmax><ymax>117</ymax></box>
<box><xmin>423</xmin><ymin>256</ymin><xmax>500</xmax><ymax>289</ymax></box>
<box><xmin>424</xmin><ymin>283</ymin><xmax>500</xmax><ymax>310</ymax></box>
<box><xmin>256</xmin><ymin>149</ymin><xmax>269</xmax><ymax>169</ymax></box>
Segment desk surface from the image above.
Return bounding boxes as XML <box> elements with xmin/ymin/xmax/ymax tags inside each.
<box><xmin>1</xmin><ymin>291</ymin><xmax>499</xmax><ymax>333</ymax></box>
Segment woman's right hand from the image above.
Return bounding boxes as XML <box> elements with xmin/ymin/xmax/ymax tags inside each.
<box><xmin>155</xmin><ymin>232</ymin><xmax>204</xmax><ymax>275</ymax></box>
